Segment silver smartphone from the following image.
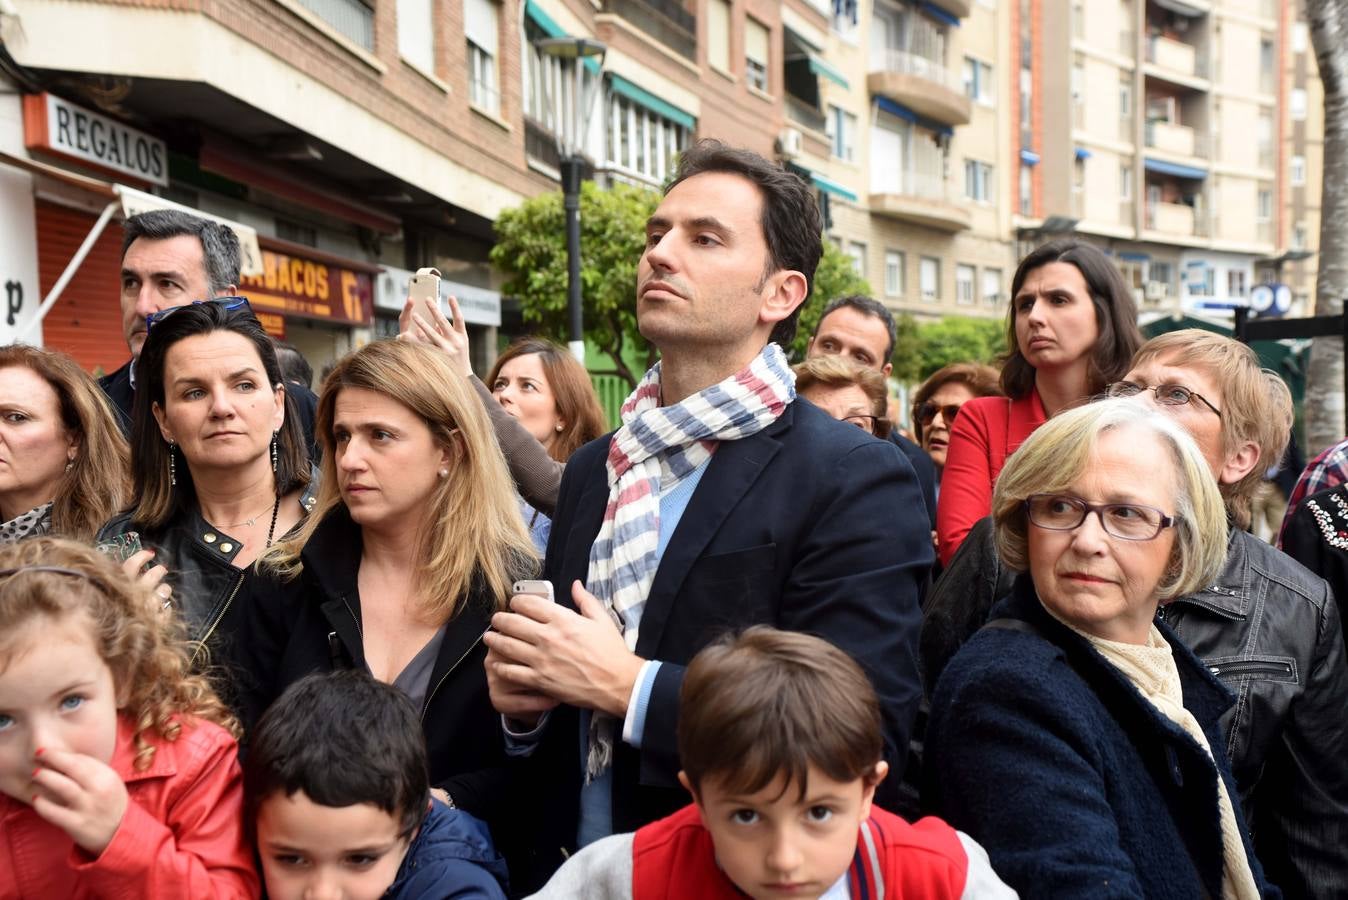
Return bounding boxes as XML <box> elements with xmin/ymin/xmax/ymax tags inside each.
<box><xmin>512</xmin><ymin>579</ymin><xmax>555</xmax><ymax>603</ymax></box>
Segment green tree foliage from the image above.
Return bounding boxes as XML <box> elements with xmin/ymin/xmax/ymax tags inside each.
<box><xmin>890</xmin><ymin>314</ymin><xmax>1007</xmax><ymax>384</ymax></box>
<box><xmin>787</xmin><ymin>242</ymin><xmax>873</xmax><ymax>360</ymax></box>
<box><xmin>489</xmin><ymin>180</ymin><xmax>659</xmax><ymax>387</ymax></box>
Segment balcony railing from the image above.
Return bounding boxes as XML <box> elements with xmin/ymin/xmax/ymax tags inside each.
<box><xmin>1145</xmin><ymin>120</ymin><xmax>1208</xmax><ymax>158</ymax></box>
<box><xmin>1147</xmin><ymin>200</ymin><xmax>1197</xmax><ymax>235</ymax></box>
<box><xmin>875</xmin><ymin>167</ymin><xmax>950</xmax><ymax>201</ymax></box>
<box><xmin>874</xmin><ymin>50</ymin><xmax>964</xmax><ymax>95</ymax></box>
<box><xmin>1146</xmin><ymin>35</ymin><xmax>1208</xmax><ymax>79</ymax></box>
<box><xmin>524</xmin><ymin>117</ymin><xmax>561</xmax><ymax>173</ymax></box>
<box><xmin>786</xmin><ymin>97</ymin><xmax>827</xmax><ymax>135</ymax></box>
<box><xmin>296</xmin><ymin>0</ymin><xmax>373</xmax><ymax>49</ymax></box>
<box><xmin>603</xmin><ymin>0</ymin><xmax>696</xmax><ymax>62</ymax></box>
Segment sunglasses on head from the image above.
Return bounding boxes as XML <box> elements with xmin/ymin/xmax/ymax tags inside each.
<box><xmin>145</xmin><ymin>296</ymin><xmax>252</xmax><ymax>332</ymax></box>
<box><xmin>915</xmin><ymin>402</ymin><xmax>962</xmax><ymax>427</ymax></box>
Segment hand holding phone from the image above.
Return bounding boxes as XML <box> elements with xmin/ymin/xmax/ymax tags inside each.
<box><xmin>512</xmin><ymin>580</ymin><xmax>555</xmax><ymax>604</ymax></box>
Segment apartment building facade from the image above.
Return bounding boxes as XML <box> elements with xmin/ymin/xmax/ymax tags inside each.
<box><xmin>1025</xmin><ymin>0</ymin><xmax>1296</xmax><ymax>319</ymax></box>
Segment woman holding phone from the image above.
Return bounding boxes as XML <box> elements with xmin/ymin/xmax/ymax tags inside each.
<box><xmin>242</xmin><ymin>339</ymin><xmax>537</xmax><ymax>857</ymax></box>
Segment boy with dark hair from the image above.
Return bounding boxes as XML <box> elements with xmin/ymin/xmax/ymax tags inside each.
<box><xmin>529</xmin><ymin>628</ymin><xmax>1013</xmax><ymax>899</ymax></box>
<box><xmin>246</xmin><ymin>670</ymin><xmax>509</xmax><ymax>899</ymax></box>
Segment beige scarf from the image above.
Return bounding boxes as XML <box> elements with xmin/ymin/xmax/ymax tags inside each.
<box><xmin>1074</xmin><ymin>622</ymin><xmax>1260</xmax><ymax>900</ymax></box>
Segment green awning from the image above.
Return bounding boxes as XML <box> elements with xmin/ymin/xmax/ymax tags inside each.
<box><xmin>810</xmin><ymin>172</ymin><xmax>858</xmax><ymax>202</ymax></box>
<box><xmin>525</xmin><ymin>1</ymin><xmax>600</xmax><ymax>73</ymax></box>
<box><xmin>808</xmin><ymin>55</ymin><xmax>849</xmax><ymax>90</ymax></box>
<box><xmin>608</xmin><ymin>74</ymin><xmax>696</xmax><ymax>131</ymax></box>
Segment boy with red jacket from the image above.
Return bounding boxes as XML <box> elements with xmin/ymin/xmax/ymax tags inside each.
<box><xmin>528</xmin><ymin>627</ymin><xmax>1014</xmax><ymax>900</ymax></box>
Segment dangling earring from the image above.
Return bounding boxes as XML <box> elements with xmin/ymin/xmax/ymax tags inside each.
<box><xmin>168</xmin><ymin>441</ymin><xmax>177</xmax><ymax>487</ymax></box>
<box><xmin>271</xmin><ymin>431</ymin><xmax>279</xmax><ymax>473</ymax></box>
<box><xmin>64</xmin><ymin>457</ymin><xmax>74</xmax><ymax>473</ymax></box>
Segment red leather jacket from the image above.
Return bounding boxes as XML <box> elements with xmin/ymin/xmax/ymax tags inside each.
<box><xmin>0</xmin><ymin>715</ymin><xmax>259</xmax><ymax>899</ymax></box>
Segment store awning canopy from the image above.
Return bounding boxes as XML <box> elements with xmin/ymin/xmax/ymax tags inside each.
<box><xmin>1020</xmin><ymin>149</ymin><xmax>1040</xmax><ymax>166</ymax></box>
<box><xmin>875</xmin><ymin>97</ymin><xmax>955</xmax><ymax>137</ymax></box>
<box><xmin>0</xmin><ymin>150</ymin><xmax>264</xmax><ymax>341</ymax></box>
<box><xmin>1144</xmin><ymin>157</ymin><xmax>1208</xmax><ymax>179</ymax></box>
<box><xmin>809</xmin><ymin>171</ymin><xmax>859</xmax><ymax>202</ymax></box>
<box><xmin>608</xmin><ymin>74</ymin><xmax>696</xmax><ymax>130</ymax></box>
<box><xmin>808</xmin><ymin>54</ymin><xmax>849</xmax><ymax>89</ymax></box>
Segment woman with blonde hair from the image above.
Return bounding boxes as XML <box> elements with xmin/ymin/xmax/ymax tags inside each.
<box><xmin>793</xmin><ymin>355</ymin><xmax>892</xmax><ymax>438</ymax></box>
<box><xmin>0</xmin><ymin>344</ymin><xmax>129</xmax><ymax>543</ymax></box>
<box><xmin>242</xmin><ymin>339</ymin><xmax>537</xmax><ymax>858</ymax></box>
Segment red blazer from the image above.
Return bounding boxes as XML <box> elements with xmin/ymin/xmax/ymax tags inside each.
<box><xmin>0</xmin><ymin>715</ymin><xmax>259</xmax><ymax>900</ymax></box>
<box><xmin>936</xmin><ymin>390</ymin><xmax>1048</xmax><ymax>566</ymax></box>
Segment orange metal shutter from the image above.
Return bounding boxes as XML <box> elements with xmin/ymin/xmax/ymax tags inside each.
<box><xmin>35</xmin><ymin>199</ymin><xmax>127</xmax><ymax>376</ymax></box>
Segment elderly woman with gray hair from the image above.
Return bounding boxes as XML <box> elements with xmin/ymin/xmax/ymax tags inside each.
<box><xmin>924</xmin><ymin>399</ymin><xmax>1279</xmax><ymax>899</ymax></box>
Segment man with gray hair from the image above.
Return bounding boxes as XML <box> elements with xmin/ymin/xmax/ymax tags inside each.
<box><xmin>100</xmin><ymin>210</ymin><xmax>317</xmax><ymax>455</ymax></box>
<box><xmin>99</xmin><ymin>209</ymin><xmax>242</xmax><ymax>428</ymax></box>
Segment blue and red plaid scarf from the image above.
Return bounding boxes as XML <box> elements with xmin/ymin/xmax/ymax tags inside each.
<box><xmin>582</xmin><ymin>342</ymin><xmax>795</xmax><ymax>778</ymax></box>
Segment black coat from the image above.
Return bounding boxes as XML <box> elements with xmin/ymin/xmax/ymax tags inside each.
<box><xmin>925</xmin><ymin>576</ymin><xmax>1280</xmax><ymax>899</ymax></box>
<box><xmin>923</xmin><ymin>517</ymin><xmax>1348</xmax><ymax>898</ymax></box>
<box><xmin>519</xmin><ymin>399</ymin><xmax>930</xmax><ymax>886</ymax></box>
<box><xmin>237</xmin><ymin>507</ymin><xmax>513</xmax><ymax>834</ymax></box>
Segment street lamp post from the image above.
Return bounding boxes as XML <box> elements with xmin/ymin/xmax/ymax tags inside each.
<box><xmin>535</xmin><ymin>36</ymin><xmax>607</xmax><ymax>365</ymax></box>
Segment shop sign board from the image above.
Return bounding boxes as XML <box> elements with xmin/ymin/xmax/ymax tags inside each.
<box><xmin>239</xmin><ymin>249</ymin><xmax>373</xmax><ymax>326</ymax></box>
<box><xmin>24</xmin><ymin>93</ymin><xmax>168</xmax><ymax>187</ymax></box>
<box><xmin>0</xmin><ymin>166</ymin><xmax>41</xmax><ymax>344</ymax></box>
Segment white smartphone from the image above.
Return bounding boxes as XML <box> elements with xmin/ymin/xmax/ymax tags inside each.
<box><xmin>407</xmin><ymin>267</ymin><xmax>441</xmax><ymax>306</ymax></box>
<box><xmin>512</xmin><ymin>580</ymin><xmax>555</xmax><ymax>603</ymax></box>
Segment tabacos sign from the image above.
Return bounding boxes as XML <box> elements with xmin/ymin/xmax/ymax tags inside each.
<box><xmin>23</xmin><ymin>93</ymin><xmax>168</xmax><ymax>187</ymax></box>
<box><xmin>240</xmin><ymin>249</ymin><xmax>373</xmax><ymax>326</ymax></box>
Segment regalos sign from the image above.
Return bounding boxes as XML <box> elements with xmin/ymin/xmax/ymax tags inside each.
<box><xmin>240</xmin><ymin>249</ymin><xmax>373</xmax><ymax>327</ymax></box>
<box><xmin>23</xmin><ymin>93</ymin><xmax>168</xmax><ymax>187</ymax></box>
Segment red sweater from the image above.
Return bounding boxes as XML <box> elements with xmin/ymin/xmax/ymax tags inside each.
<box><xmin>631</xmin><ymin>804</ymin><xmax>971</xmax><ymax>900</ymax></box>
<box><xmin>936</xmin><ymin>391</ymin><xmax>1048</xmax><ymax>566</ymax></box>
<box><xmin>0</xmin><ymin>715</ymin><xmax>259</xmax><ymax>900</ymax></box>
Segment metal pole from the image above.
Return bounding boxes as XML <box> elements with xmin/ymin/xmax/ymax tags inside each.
<box><xmin>19</xmin><ymin>199</ymin><xmax>120</xmax><ymax>343</ymax></box>
<box><xmin>562</xmin><ymin>155</ymin><xmax>585</xmax><ymax>364</ymax></box>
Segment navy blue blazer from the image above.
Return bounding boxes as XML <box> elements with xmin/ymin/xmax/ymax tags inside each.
<box><xmin>518</xmin><ymin>398</ymin><xmax>931</xmax><ymax>883</ymax></box>
<box><xmin>924</xmin><ymin>576</ymin><xmax>1280</xmax><ymax>899</ymax></box>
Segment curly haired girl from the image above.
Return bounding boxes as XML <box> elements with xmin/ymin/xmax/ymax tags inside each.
<box><xmin>0</xmin><ymin>537</ymin><xmax>259</xmax><ymax>898</ymax></box>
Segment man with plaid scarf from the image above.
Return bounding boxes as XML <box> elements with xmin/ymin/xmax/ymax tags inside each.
<box><xmin>484</xmin><ymin>142</ymin><xmax>932</xmax><ymax>892</ymax></box>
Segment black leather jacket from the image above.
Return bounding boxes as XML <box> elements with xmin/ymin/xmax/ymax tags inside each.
<box><xmin>922</xmin><ymin>519</ymin><xmax>1348</xmax><ymax>898</ymax></box>
<box><xmin>98</xmin><ymin>481</ymin><xmax>318</xmax><ymax>645</ymax></box>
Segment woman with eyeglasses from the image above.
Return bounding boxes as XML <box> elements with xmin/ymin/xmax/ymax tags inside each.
<box><xmin>910</xmin><ymin>363</ymin><xmax>1002</xmax><ymax>482</ymax></box>
<box><xmin>793</xmin><ymin>355</ymin><xmax>891</xmax><ymax>438</ymax></box>
<box><xmin>936</xmin><ymin>240</ymin><xmax>1143</xmax><ymax>566</ymax></box>
<box><xmin>99</xmin><ymin>298</ymin><xmax>313</xmax><ymax>665</ymax></box>
<box><xmin>925</xmin><ymin>399</ymin><xmax>1278</xmax><ymax>899</ymax></box>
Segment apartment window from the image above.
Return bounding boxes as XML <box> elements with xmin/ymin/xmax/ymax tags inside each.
<box><xmin>1291</xmin><ymin>155</ymin><xmax>1307</xmax><ymax>186</ymax></box>
<box><xmin>962</xmin><ymin>57</ymin><xmax>993</xmax><ymax>105</ymax></box>
<box><xmin>605</xmin><ymin>92</ymin><xmax>689</xmax><ymax>185</ymax></box>
<box><xmin>827</xmin><ymin>105</ymin><xmax>857</xmax><ymax>162</ymax></box>
<box><xmin>465</xmin><ymin>0</ymin><xmax>499</xmax><ymax>114</ymax></box>
<box><xmin>884</xmin><ymin>250</ymin><xmax>905</xmax><ymax>298</ymax></box>
<box><xmin>964</xmin><ymin>160</ymin><xmax>994</xmax><ymax>202</ymax></box>
<box><xmin>1290</xmin><ymin>88</ymin><xmax>1308</xmax><ymax>121</ymax></box>
<box><xmin>1293</xmin><ymin>22</ymin><xmax>1308</xmax><ymax>54</ymax></box>
<box><xmin>920</xmin><ymin>256</ymin><xmax>941</xmax><ymax>302</ymax></box>
<box><xmin>745</xmin><ymin>18</ymin><xmax>769</xmax><ymax>92</ymax></box>
<box><xmin>847</xmin><ymin>242</ymin><xmax>867</xmax><ymax>277</ymax></box>
<box><xmin>297</xmin><ymin>0</ymin><xmax>373</xmax><ymax>50</ymax></box>
<box><xmin>1260</xmin><ymin>39</ymin><xmax>1276</xmax><ymax>91</ymax></box>
<box><xmin>1119</xmin><ymin>78</ymin><xmax>1132</xmax><ymax>117</ymax></box>
<box><xmin>1018</xmin><ymin>164</ymin><xmax>1032</xmax><ymax>216</ymax></box>
<box><xmin>1120</xmin><ymin>164</ymin><xmax>1133</xmax><ymax>200</ymax></box>
<box><xmin>1257</xmin><ymin>188</ymin><xmax>1273</xmax><ymax>221</ymax></box>
<box><xmin>708</xmin><ymin>0</ymin><xmax>731</xmax><ymax>72</ymax></box>
<box><xmin>1150</xmin><ymin>261</ymin><xmax>1173</xmax><ymax>289</ymax></box>
<box><xmin>1019</xmin><ymin>66</ymin><xmax>1032</xmax><ymax>131</ymax></box>
<box><xmin>275</xmin><ymin>218</ymin><xmax>317</xmax><ymax>247</ymax></box>
<box><xmin>982</xmin><ymin>267</ymin><xmax>1003</xmax><ymax>307</ymax></box>
<box><xmin>1227</xmin><ymin>269</ymin><xmax>1248</xmax><ymax>298</ymax></box>
<box><xmin>1293</xmin><ymin>223</ymin><xmax>1308</xmax><ymax>249</ymax></box>
<box><xmin>832</xmin><ymin>0</ymin><xmax>858</xmax><ymax>37</ymax></box>
<box><xmin>397</xmin><ymin>0</ymin><xmax>434</xmax><ymax>71</ymax></box>
<box><xmin>955</xmin><ymin>264</ymin><xmax>976</xmax><ymax>306</ymax></box>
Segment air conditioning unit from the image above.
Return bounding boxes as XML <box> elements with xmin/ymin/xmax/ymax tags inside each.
<box><xmin>1144</xmin><ymin>281</ymin><xmax>1169</xmax><ymax>301</ymax></box>
<box><xmin>778</xmin><ymin>127</ymin><xmax>804</xmax><ymax>159</ymax></box>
